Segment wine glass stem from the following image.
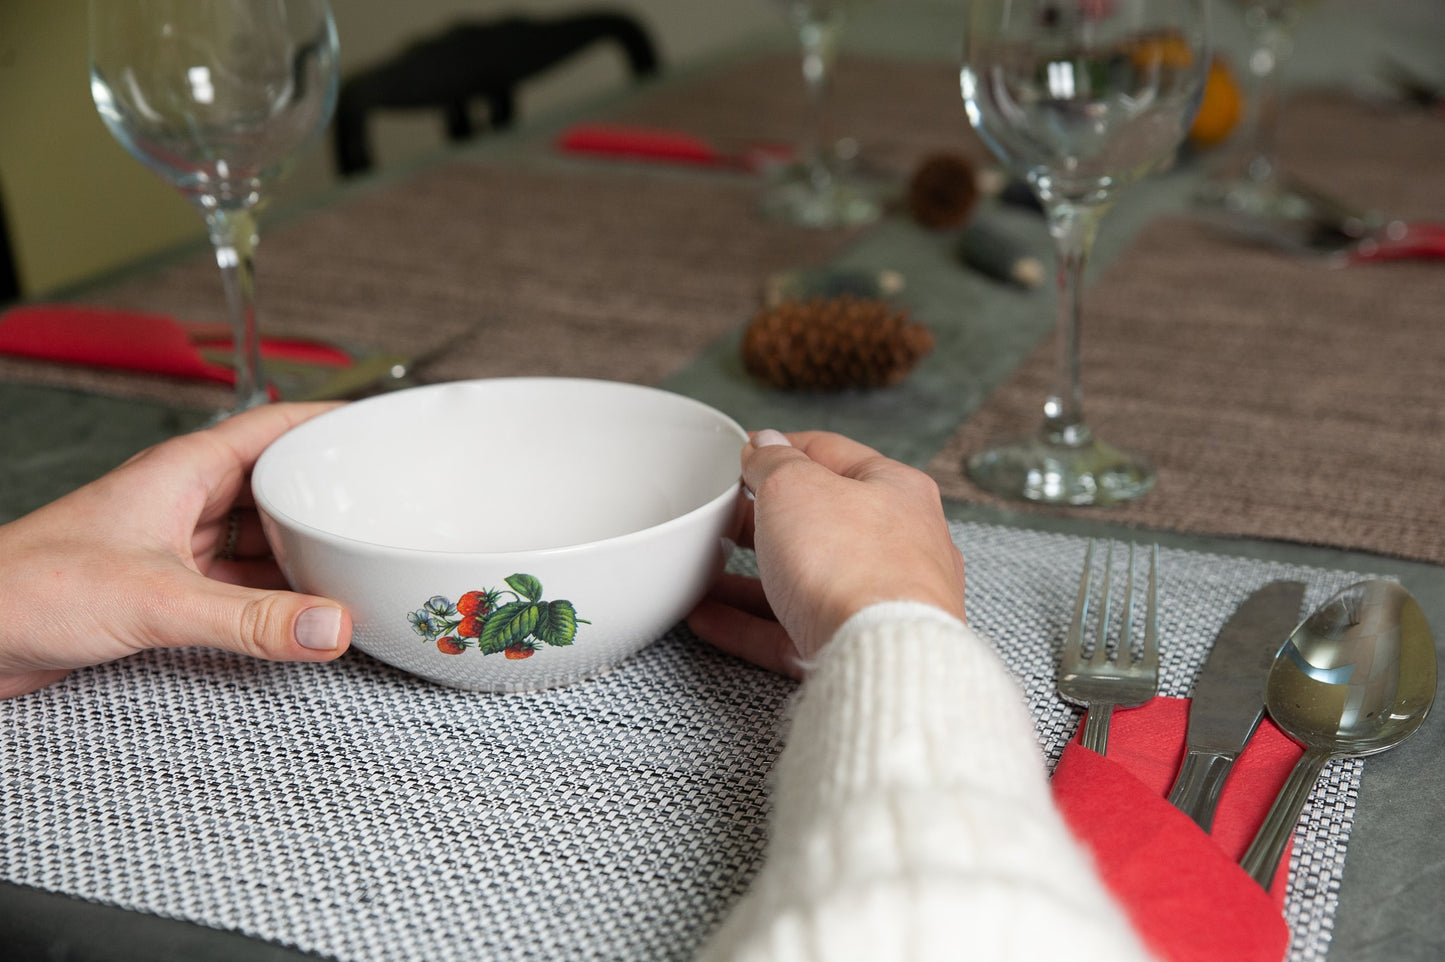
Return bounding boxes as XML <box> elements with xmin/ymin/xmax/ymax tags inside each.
<box><xmin>1240</xmin><ymin>18</ymin><xmax>1290</xmax><ymax>185</ymax></box>
<box><xmin>1042</xmin><ymin>200</ymin><xmax>1109</xmax><ymax>447</ymax></box>
<box><xmin>204</xmin><ymin>208</ymin><xmax>268</xmax><ymax>412</ymax></box>
<box><xmin>797</xmin><ymin>11</ymin><xmax>841</xmax><ymax>190</ymax></box>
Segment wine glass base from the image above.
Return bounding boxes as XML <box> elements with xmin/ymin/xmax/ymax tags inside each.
<box><xmin>966</xmin><ymin>434</ymin><xmax>1156</xmax><ymax>507</ymax></box>
<box><xmin>1195</xmin><ymin>170</ymin><xmax>1328</xmax><ymax>224</ymax></box>
<box><xmin>760</xmin><ymin>164</ymin><xmax>882</xmax><ymax>229</ymax></box>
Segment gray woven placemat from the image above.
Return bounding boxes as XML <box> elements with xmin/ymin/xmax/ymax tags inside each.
<box><xmin>0</xmin><ymin>522</ymin><xmax>1371</xmax><ymax>961</ymax></box>
<box><xmin>957</xmin><ymin>524</ymin><xmax>1366</xmax><ymax>962</ymax></box>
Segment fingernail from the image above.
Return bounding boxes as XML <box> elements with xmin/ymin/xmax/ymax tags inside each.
<box><xmin>295</xmin><ymin>606</ymin><xmax>342</xmax><ymax>651</ymax></box>
<box><xmin>754</xmin><ymin>429</ymin><xmax>792</xmax><ymax>448</ymax></box>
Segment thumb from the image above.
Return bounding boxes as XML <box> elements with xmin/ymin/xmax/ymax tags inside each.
<box><xmin>752</xmin><ymin>429</ymin><xmax>793</xmax><ymax>449</ymax></box>
<box><xmin>743</xmin><ymin>428</ymin><xmax>808</xmax><ymax>496</ymax></box>
<box><xmin>154</xmin><ymin>571</ymin><xmax>353</xmax><ymax>662</ymax></box>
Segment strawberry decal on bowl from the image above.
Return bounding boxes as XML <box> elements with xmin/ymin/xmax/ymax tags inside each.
<box><xmin>435</xmin><ymin>636</ymin><xmax>468</xmax><ymax>656</ymax></box>
<box><xmin>407</xmin><ymin>574</ymin><xmax>588</xmax><ymax>658</ymax></box>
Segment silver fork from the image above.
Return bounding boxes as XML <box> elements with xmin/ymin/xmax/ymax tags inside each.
<box><xmin>1056</xmin><ymin>541</ymin><xmax>1160</xmax><ymax>755</ymax></box>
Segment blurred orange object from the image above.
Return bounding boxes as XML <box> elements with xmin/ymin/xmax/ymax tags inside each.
<box><xmin>1189</xmin><ymin>58</ymin><xmax>1244</xmax><ymax>148</ymax></box>
<box><xmin>1128</xmin><ymin>31</ymin><xmax>1196</xmax><ymax>71</ymax></box>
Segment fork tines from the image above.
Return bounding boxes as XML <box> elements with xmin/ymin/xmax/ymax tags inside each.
<box><xmin>1057</xmin><ymin>540</ymin><xmax>1160</xmax><ymax>755</ymax></box>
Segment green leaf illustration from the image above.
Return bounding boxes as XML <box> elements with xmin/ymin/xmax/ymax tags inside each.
<box><xmin>479</xmin><ymin>600</ymin><xmax>541</xmax><ymax>653</ymax></box>
<box><xmin>534</xmin><ymin>600</ymin><xmax>580</xmax><ymax>647</ymax></box>
<box><xmin>476</xmin><ymin>635</ymin><xmax>509</xmax><ymax>656</ymax></box>
<box><xmin>505</xmin><ymin>573</ymin><xmax>543</xmax><ymax>602</ymax></box>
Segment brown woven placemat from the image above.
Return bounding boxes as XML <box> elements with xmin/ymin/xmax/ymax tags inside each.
<box><xmin>927</xmin><ymin>95</ymin><xmax>1445</xmax><ymax>565</ymax></box>
<box><xmin>599</xmin><ymin>52</ymin><xmax>988</xmax><ymax>176</ymax></box>
<box><xmin>0</xmin><ymin>161</ymin><xmax>856</xmax><ymax>409</ymax></box>
<box><xmin>1</xmin><ymin>53</ymin><xmax>966</xmax><ymax>411</ymax></box>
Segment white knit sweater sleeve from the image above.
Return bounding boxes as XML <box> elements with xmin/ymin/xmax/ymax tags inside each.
<box><xmin>697</xmin><ymin>601</ymin><xmax>1154</xmax><ymax>962</ymax></box>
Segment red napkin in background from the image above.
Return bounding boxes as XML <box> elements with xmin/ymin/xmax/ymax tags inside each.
<box><xmin>1052</xmin><ymin>697</ymin><xmax>1302</xmax><ymax>962</ymax></box>
<box><xmin>0</xmin><ymin>304</ymin><xmax>235</xmax><ymax>384</ymax></box>
<box><xmin>0</xmin><ymin>305</ymin><xmax>351</xmax><ymax>386</ymax></box>
<box><xmin>557</xmin><ymin>123</ymin><xmax>723</xmax><ymax>165</ymax></box>
<box><xmin>555</xmin><ymin>123</ymin><xmax>793</xmax><ymax>172</ymax></box>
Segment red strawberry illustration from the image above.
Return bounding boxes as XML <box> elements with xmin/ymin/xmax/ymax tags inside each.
<box><xmin>457</xmin><ymin>589</ymin><xmax>501</xmax><ymax>618</ymax></box>
<box><xmin>503</xmin><ymin>642</ymin><xmax>536</xmax><ymax>660</ymax></box>
<box><xmin>457</xmin><ymin>616</ymin><xmax>484</xmax><ymax>638</ymax></box>
<box><xmin>436</xmin><ymin>637</ymin><xmax>466</xmax><ymax>655</ymax></box>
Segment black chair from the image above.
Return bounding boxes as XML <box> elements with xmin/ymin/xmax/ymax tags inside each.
<box><xmin>333</xmin><ymin>10</ymin><xmax>660</xmax><ymax>177</ymax></box>
<box><xmin>0</xmin><ymin>183</ymin><xmax>19</xmax><ymax>305</ymax></box>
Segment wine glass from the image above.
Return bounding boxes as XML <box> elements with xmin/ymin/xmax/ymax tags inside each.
<box><xmin>761</xmin><ymin>0</ymin><xmax>882</xmax><ymax>229</ymax></box>
<box><xmin>89</xmin><ymin>0</ymin><xmax>340</xmax><ymax>413</ymax></box>
<box><xmin>960</xmin><ymin>0</ymin><xmax>1210</xmax><ymax>506</ymax></box>
<box><xmin>1196</xmin><ymin>0</ymin><xmax>1317</xmax><ymax>219</ymax></box>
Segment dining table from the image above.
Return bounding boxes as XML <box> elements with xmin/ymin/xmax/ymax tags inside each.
<box><xmin>2</xmin><ymin>2</ymin><xmax>1444</xmax><ymax>960</ymax></box>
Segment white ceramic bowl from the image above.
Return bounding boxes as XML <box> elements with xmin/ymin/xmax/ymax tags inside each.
<box><xmin>252</xmin><ymin>378</ymin><xmax>747</xmax><ymax>691</ymax></box>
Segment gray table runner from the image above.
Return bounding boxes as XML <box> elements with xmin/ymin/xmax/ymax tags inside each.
<box><xmin>1</xmin><ymin>522</ymin><xmax>1372</xmax><ymax>961</ymax></box>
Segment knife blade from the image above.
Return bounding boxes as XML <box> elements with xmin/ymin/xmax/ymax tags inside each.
<box><xmin>295</xmin><ymin>321</ymin><xmax>483</xmax><ymax>401</ymax></box>
<box><xmin>295</xmin><ymin>350</ymin><xmax>415</xmax><ymax>401</ymax></box>
<box><xmin>1166</xmin><ymin>580</ymin><xmax>1307</xmax><ymax>831</ymax></box>
<box><xmin>201</xmin><ymin>349</ymin><xmax>411</xmax><ymax>401</ymax></box>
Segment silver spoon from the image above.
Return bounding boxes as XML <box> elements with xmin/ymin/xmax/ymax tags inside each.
<box><xmin>1239</xmin><ymin>580</ymin><xmax>1436</xmax><ymax>890</ymax></box>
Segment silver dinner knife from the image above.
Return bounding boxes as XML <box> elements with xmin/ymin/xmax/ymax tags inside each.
<box><xmin>203</xmin><ymin>347</ymin><xmax>412</xmax><ymax>401</ymax></box>
<box><xmin>296</xmin><ymin>350</ymin><xmax>415</xmax><ymax>401</ymax></box>
<box><xmin>1167</xmin><ymin>580</ymin><xmax>1307</xmax><ymax>831</ymax></box>
<box><xmin>296</xmin><ymin>321</ymin><xmax>485</xmax><ymax>400</ymax></box>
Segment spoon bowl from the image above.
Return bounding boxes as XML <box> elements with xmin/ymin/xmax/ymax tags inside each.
<box><xmin>1240</xmin><ymin>580</ymin><xmax>1436</xmax><ymax>889</ymax></box>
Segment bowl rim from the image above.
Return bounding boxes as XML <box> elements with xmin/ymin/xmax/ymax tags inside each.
<box><xmin>252</xmin><ymin>377</ymin><xmax>748</xmax><ymax>559</ymax></box>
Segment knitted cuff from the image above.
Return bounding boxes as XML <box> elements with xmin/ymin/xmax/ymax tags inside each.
<box><xmin>769</xmin><ymin>602</ymin><xmax>1054</xmax><ymax>838</ymax></box>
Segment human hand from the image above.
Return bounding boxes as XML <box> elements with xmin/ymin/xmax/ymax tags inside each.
<box><xmin>0</xmin><ymin>403</ymin><xmax>353</xmax><ymax>699</ymax></box>
<box><xmin>686</xmin><ymin>430</ymin><xmax>966</xmax><ymax>679</ymax></box>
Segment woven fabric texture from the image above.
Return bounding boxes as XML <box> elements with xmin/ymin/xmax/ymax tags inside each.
<box><xmin>1</xmin><ymin>522</ymin><xmax>1371</xmax><ymax>961</ymax></box>
<box><xmin>0</xmin><ymin>160</ymin><xmax>854</xmax><ymax>410</ymax></box>
<box><xmin>603</xmin><ymin>53</ymin><xmax>986</xmax><ymax>177</ymax></box>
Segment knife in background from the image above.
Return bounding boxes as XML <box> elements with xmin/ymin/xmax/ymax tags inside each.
<box><xmin>1167</xmin><ymin>580</ymin><xmax>1307</xmax><ymax>831</ymax></box>
<box><xmin>292</xmin><ymin>320</ymin><xmax>484</xmax><ymax>400</ymax></box>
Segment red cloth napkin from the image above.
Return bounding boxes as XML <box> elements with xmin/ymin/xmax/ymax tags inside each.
<box><xmin>1052</xmin><ymin>697</ymin><xmax>1302</xmax><ymax>962</ymax></box>
<box><xmin>557</xmin><ymin>122</ymin><xmax>723</xmax><ymax>165</ymax></box>
<box><xmin>0</xmin><ymin>305</ymin><xmax>351</xmax><ymax>386</ymax></box>
<box><xmin>555</xmin><ymin>123</ymin><xmax>793</xmax><ymax>172</ymax></box>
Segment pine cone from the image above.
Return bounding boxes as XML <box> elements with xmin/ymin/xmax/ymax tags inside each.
<box><xmin>742</xmin><ymin>296</ymin><xmax>935</xmax><ymax>392</ymax></box>
<box><xmin>907</xmin><ymin>152</ymin><xmax>980</xmax><ymax>230</ymax></box>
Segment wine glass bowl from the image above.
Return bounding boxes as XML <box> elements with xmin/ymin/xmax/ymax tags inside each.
<box><xmin>89</xmin><ymin>0</ymin><xmax>340</xmax><ymax>412</ymax></box>
<box><xmin>960</xmin><ymin>0</ymin><xmax>1209</xmax><ymax>506</ymax></box>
